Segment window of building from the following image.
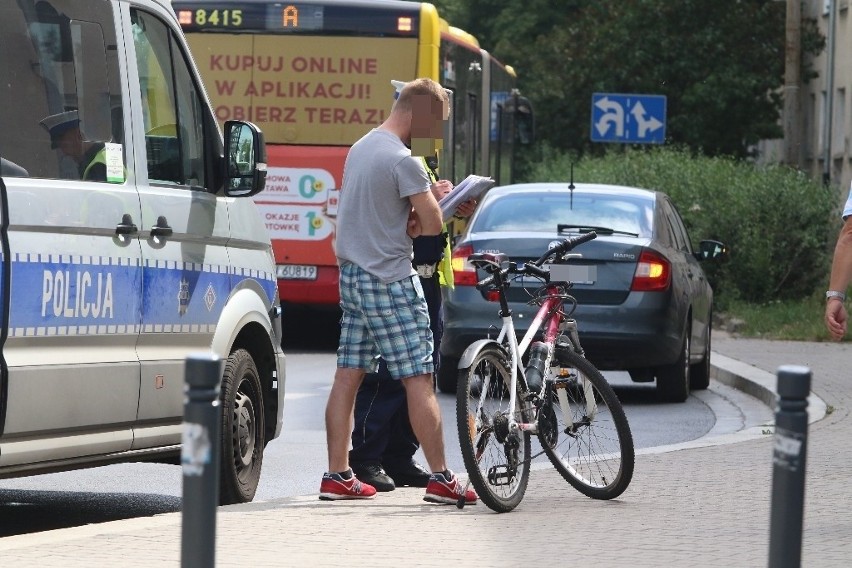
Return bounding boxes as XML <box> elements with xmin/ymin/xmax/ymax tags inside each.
<box><xmin>834</xmin><ymin>87</ymin><xmax>846</xmax><ymax>156</ymax></box>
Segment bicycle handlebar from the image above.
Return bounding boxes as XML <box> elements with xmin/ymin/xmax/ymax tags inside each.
<box><xmin>476</xmin><ymin>265</ymin><xmax>511</xmax><ymax>289</ymax></box>
<box><xmin>523</xmin><ymin>263</ymin><xmax>549</xmax><ymax>281</ymax></box>
<box><xmin>531</xmin><ymin>231</ymin><xmax>598</xmax><ymax>267</ymax></box>
<box><xmin>475</xmin><ymin>231</ymin><xmax>597</xmax><ymax>290</ymax></box>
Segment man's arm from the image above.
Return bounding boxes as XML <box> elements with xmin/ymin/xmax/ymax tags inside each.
<box><xmin>409</xmin><ymin>190</ymin><xmax>443</xmax><ymax>237</ymax></box>
<box><xmin>826</xmin><ymin>216</ymin><xmax>852</xmax><ymax>339</ymax></box>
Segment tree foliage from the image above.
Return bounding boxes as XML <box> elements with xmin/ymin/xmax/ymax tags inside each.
<box><xmin>432</xmin><ymin>0</ymin><xmax>824</xmax><ymax>159</ymax></box>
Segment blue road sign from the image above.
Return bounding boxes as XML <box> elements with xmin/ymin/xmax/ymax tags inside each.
<box><xmin>591</xmin><ymin>93</ymin><xmax>666</xmax><ymax>144</ymax></box>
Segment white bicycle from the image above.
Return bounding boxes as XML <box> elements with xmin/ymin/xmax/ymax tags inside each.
<box><xmin>455</xmin><ymin>231</ymin><xmax>634</xmax><ymax>512</ymax></box>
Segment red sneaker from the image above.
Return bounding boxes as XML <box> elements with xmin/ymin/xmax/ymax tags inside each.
<box><xmin>423</xmin><ymin>471</ymin><xmax>477</xmax><ymax>505</ymax></box>
<box><xmin>319</xmin><ymin>471</ymin><xmax>377</xmax><ymax>500</ymax></box>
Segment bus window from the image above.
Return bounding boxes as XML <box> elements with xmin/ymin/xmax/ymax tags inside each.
<box><xmin>502</xmin><ymin>93</ymin><xmax>536</xmax><ymax>147</ymax></box>
<box><xmin>466</xmin><ymin>92</ymin><xmax>480</xmax><ymax>177</ymax></box>
<box><xmin>441</xmin><ymin>89</ymin><xmax>456</xmax><ymax>182</ymax></box>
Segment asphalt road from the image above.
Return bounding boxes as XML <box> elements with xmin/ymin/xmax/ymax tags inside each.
<box><xmin>0</xmin><ymin>311</ymin><xmax>768</xmax><ymax>537</ymax></box>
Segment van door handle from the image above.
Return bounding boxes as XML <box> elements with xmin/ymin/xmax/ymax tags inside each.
<box><xmin>115</xmin><ymin>213</ymin><xmax>138</xmax><ymax>235</ymax></box>
<box><xmin>150</xmin><ymin>215</ymin><xmax>173</xmax><ymax>238</ymax></box>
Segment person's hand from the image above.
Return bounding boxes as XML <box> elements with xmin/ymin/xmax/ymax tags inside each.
<box><xmin>825</xmin><ymin>298</ymin><xmax>848</xmax><ymax>340</ymax></box>
<box><xmin>406</xmin><ymin>209</ymin><xmax>422</xmax><ymax>238</ymax></box>
<box><xmin>430</xmin><ymin>179</ymin><xmax>453</xmax><ymax>201</ymax></box>
<box><xmin>454</xmin><ymin>198</ymin><xmax>477</xmax><ymax>219</ymax></box>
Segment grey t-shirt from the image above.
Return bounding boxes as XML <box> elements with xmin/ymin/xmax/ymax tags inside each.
<box><xmin>335</xmin><ymin>128</ymin><xmax>431</xmax><ymax>282</ymax></box>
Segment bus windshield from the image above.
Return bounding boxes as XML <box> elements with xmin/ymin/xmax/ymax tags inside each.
<box><xmin>175</xmin><ymin>2</ymin><xmax>421</xmax><ymax>145</ymax></box>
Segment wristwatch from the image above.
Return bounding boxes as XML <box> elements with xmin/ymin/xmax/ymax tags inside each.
<box><xmin>826</xmin><ymin>290</ymin><xmax>847</xmax><ymax>302</ymax></box>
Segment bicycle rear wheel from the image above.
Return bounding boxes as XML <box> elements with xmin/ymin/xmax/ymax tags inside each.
<box><xmin>456</xmin><ymin>345</ymin><xmax>531</xmax><ymax>513</ymax></box>
<box><xmin>538</xmin><ymin>347</ymin><xmax>634</xmax><ymax>500</ymax></box>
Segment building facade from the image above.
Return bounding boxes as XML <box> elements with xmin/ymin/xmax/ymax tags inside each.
<box><xmin>785</xmin><ymin>1</ymin><xmax>852</xmax><ymax>200</ymax></box>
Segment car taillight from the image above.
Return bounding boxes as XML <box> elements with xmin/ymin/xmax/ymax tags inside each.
<box><xmin>451</xmin><ymin>243</ymin><xmax>478</xmax><ymax>286</ymax></box>
<box><xmin>631</xmin><ymin>249</ymin><xmax>671</xmax><ymax>291</ymax></box>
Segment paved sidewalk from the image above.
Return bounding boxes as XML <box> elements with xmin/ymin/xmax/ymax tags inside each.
<box><xmin>1</xmin><ymin>336</ymin><xmax>851</xmax><ymax>567</ymax></box>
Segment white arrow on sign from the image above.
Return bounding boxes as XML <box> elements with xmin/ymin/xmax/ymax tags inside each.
<box><xmin>594</xmin><ymin>97</ymin><xmax>624</xmax><ymax>137</ymax></box>
<box><xmin>630</xmin><ymin>101</ymin><xmax>663</xmax><ymax>138</ymax></box>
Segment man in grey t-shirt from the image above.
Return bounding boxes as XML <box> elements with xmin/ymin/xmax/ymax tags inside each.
<box><xmin>334</xmin><ymin>127</ymin><xmax>430</xmax><ymax>281</ymax></box>
<box><xmin>319</xmin><ymin>78</ymin><xmax>477</xmax><ymax>506</ymax></box>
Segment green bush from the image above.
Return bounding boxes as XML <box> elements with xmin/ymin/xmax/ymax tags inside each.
<box><xmin>526</xmin><ymin>146</ymin><xmax>836</xmax><ymax>308</ymax></box>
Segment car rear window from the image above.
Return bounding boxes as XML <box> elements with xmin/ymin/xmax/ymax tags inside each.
<box><xmin>474</xmin><ymin>192</ymin><xmax>654</xmax><ymax>237</ymax></box>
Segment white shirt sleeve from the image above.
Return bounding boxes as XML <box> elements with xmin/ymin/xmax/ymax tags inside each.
<box><xmin>843</xmin><ymin>182</ymin><xmax>852</xmax><ymax>220</ymax></box>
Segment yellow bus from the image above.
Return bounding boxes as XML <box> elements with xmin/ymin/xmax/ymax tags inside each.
<box><xmin>173</xmin><ymin>0</ymin><xmax>534</xmax><ymax>307</ymax></box>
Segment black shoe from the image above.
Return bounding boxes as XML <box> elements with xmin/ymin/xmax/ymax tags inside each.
<box><xmin>383</xmin><ymin>458</ymin><xmax>431</xmax><ymax>488</ymax></box>
<box><xmin>350</xmin><ymin>462</ymin><xmax>395</xmax><ymax>492</ymax></box>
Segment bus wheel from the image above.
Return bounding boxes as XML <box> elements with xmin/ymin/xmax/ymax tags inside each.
<box><xmin>219</xmin><ymin>348</ymin><xmax>266</xmax><ymax>504</ymax></box>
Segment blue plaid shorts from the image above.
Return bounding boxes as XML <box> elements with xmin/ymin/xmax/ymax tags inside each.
<box><xmin>337</xmin><ymin>263</ymin><xmax>434</xmax><ymax>379</ymax></box>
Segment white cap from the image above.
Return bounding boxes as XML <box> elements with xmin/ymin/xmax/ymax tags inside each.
<box><xmin>391</xmin><ymin>79</ymin><xmax>406</xmax><ymax>99</ymax></box>
<box><xmin>40</xmin><ymin>110</ymin><xmax>80</xmax><ymax>148</ymax></box>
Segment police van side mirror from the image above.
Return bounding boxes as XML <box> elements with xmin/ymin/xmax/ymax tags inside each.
<box><xmin>223</xmin><ymin>120</ymin><xmax>267</xmax><ymax>197</ymax></box>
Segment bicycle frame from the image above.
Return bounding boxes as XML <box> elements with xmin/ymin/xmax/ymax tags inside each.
<box><xmin>457</xmin><ymin>232</ymin><xmax>633</xmax><ymax>511</ymax></box>
<box><xmin>484</xmin><ymin>277</ymin><xmax>598</xmax><ymax>438</ymax></box>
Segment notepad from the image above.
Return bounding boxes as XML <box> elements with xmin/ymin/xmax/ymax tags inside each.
<box><xmin>438</xmin><ymin>174</ymin><xmax>495</xmax><ymax>221</ymax></box>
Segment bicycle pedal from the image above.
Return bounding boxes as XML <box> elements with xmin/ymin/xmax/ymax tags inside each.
<box><xmin>486</xmin><ymin>464</ymin><xmax>515</xmax><ymax>486</ymax></box>
<box><xmin>550</xmin><ymin>377</ymin><xmax>574</xmax><ymax>389</ymax></box>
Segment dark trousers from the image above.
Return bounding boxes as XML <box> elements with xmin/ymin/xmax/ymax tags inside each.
<box><xmin>349</xmin><ymin>274</ymin><xmax>443</xmax><ymax>466</ymax></box>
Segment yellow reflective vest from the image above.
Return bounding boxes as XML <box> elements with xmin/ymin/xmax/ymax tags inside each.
<box><xmin>82</xmin><ymin>146</ymin><xmax>108</xmax><ymax>181</ymax></box>
<box><xmin>421</xmin><ymin>157</ymin><xmax>455</xmax><ymax>289</ymax></box>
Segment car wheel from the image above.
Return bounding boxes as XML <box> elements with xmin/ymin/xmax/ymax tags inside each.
<box><xmin>437</xmin><ymin>355</ymin><xmax>460</xmax><ymax>393</ymax></box>
<box><xmin>690</xmin><ymin>323</ymin><xmax>711</xmax><ymax>391</ymax></box>
<box><xmin>219</xmin><ymin>348</ymin><xmax>266</xmax><ymax>504</ymax></box>
<box><xmin>655</xmin><ymin>329</ymin><xmax>690</xmax><ymax>403</ymax></box>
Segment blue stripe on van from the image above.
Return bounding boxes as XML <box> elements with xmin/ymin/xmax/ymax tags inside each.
<box><xmin>8</xmin><ymin>255</ymin><xmax>276</xmax><ymax>333</ymax></box>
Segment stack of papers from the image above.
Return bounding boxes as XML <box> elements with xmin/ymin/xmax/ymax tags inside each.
<box><xmin>438</xmin><ymin>174</ymin><xmax>495</xmax><ymax>221</ymax></box>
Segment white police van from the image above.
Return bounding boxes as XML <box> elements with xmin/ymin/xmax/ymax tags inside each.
<box><xmin>0</xmin><ymin>0</ymin><xmax>285</xmax><ymax>504</ymax></box>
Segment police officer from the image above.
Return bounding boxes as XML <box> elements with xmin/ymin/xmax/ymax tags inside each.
<box><xmin>349</xmin><ymin>152</ymin><xmax>476</xmax><ymax>491</ymax></box>
<box><xmin>40</xmin><ymin>110</ymin><xmax>108</xmax><ymax>181</ymax></box>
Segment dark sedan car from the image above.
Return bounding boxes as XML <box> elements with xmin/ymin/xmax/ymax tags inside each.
<box><xmin>439</xmin><ymin>182</ymin><xmax>728</xmax><ymax>402</ymax></box>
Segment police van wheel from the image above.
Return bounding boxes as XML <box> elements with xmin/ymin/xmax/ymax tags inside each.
<box><xmin>219</xmin><ymin>348</ymin><xmax>266</xmax><ymax>505</ymax></box>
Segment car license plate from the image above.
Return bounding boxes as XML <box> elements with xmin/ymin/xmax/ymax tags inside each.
<box><xmin>547</xmin><ymin>264</ymin><xmax>596</xmax><ymax>284</ymax></box>
<box><xmin>276</xmin><ymin>264</ymin><xmax>317</xmax><ymax>280</ymax></box>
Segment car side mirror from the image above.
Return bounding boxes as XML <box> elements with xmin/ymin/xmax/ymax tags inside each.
<box><xmin>224</xmin><ymin>120</ymin><xmax>267</xmax><ymax>197</ymax></box>
<box><xmin>694</xmin><ymin>239</ymin><xmax>729</xmax><ymax>261</ymax></box>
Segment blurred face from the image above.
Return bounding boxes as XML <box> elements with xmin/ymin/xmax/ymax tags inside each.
<box><xmin>409</xmin><ymin>93</ymin><xmax>448</xmax><ymax>157</ymax></box>
<box><xmin>55</xmin><ymin>128</ymin><xmax>84</xmax><ymax>161</ymax></box>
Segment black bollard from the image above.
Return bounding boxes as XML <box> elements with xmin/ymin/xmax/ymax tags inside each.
<box><xmin>181</xmin><ymin>353</ymin><xmax>223</xmax><ymax>568</ymax></box>
<box><xmin>768</xmin><ymin>365</ymin><xmax>811</xmax><ymax>568</ymax></box>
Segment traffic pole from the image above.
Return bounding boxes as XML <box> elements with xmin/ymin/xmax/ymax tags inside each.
<box><xmin>181</xmin><ymin>353</ymin><xmax>223</xmax><ymax>568</ymax></box>
<box><xmin>768</xmin><ymin>365</ymin><xmax>811</xmax><ymax>568</ymax></box>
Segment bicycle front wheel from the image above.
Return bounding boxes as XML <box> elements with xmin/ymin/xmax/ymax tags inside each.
<box><xmin>456</xmin><ymin>345</ymin><xmax>531</xmax><ymax>513</ymax></box>
<box><xmin>538</xmin><ymin>347</ymin><xmax>634</xmax><ymax>500</ymax></box>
